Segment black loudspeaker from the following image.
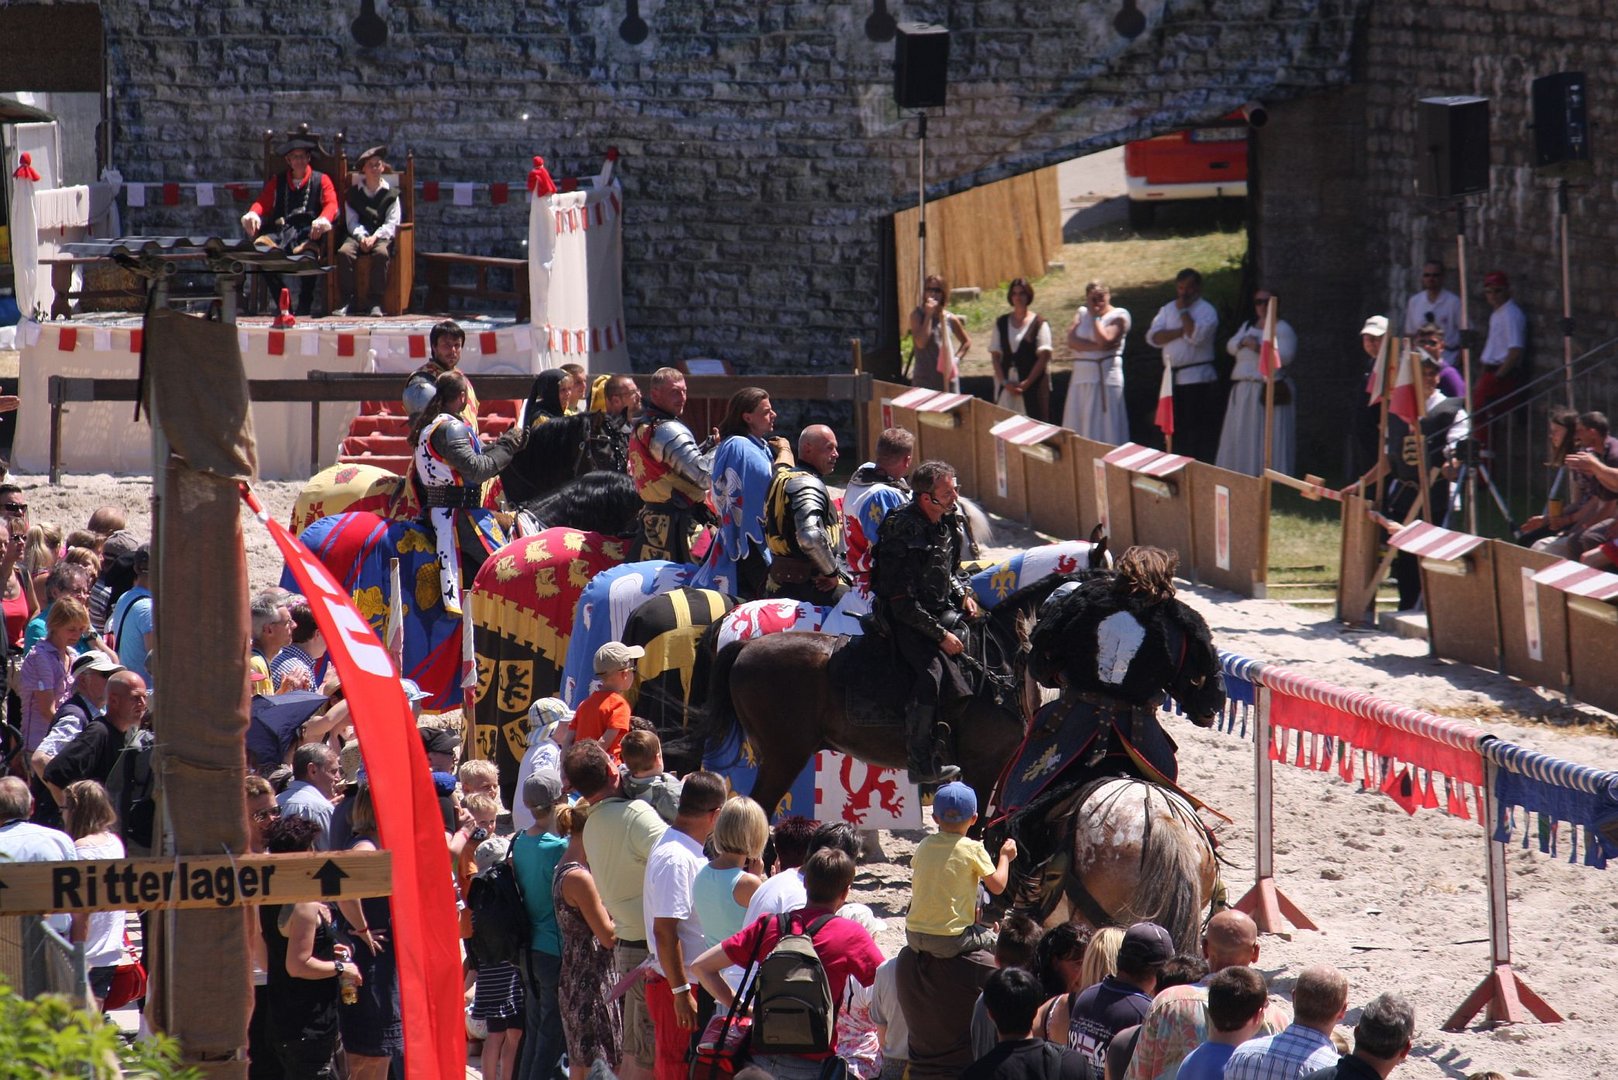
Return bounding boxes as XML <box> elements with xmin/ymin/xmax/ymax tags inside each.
<box><xmin>895</xmin><ymin>23</ymin><xmax>949</xmax><ymax>110</ymax></box>
<box><xmin>1416</xmin><ymin>95</ymin><xmax>1490</xmax><ymax>198</ymax></box>
<box><xmin>1532</xmin><ymin>72</ymin><xmax>1591</xmax><ymax>170</ymax></box>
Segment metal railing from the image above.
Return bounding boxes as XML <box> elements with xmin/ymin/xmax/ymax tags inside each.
<box><xmin>1450</xmin><ymin>334</ymin><xmax>1618</xmax><ymax>537</ymax></box>
<box><xmin>0</xmin><ymin>915</ymin><xmax>90</xmax><ymax>1006</ymax></box>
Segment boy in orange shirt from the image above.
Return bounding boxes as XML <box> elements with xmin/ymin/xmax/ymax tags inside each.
<box><xmin>568</xmin><ymin>641</ymin><xmax>643</xmax><ymax>763</ymax></box>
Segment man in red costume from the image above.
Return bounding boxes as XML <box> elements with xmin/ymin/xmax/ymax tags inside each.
<box><xmin>241</xmin><ymin>134</ymin><xmax>339</xmax><ymax>316</ymax></box>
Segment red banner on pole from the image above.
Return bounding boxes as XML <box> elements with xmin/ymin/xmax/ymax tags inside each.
<box><xmin>241</xmin><ymin>485</ymin><xmax>464</xmax><ymax>1079</ymax></box>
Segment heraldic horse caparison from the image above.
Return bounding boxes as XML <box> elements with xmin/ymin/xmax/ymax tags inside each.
<box><xmin>695</xmin><ymin>540</ymin><xmax>1226</xmax><ymax>953</ymax></box>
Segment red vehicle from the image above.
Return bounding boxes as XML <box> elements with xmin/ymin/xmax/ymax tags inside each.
<box><xmin>1124</xmin><ymin>114</ymin><xmax>1249</xmax><ymax>227</ymax></box>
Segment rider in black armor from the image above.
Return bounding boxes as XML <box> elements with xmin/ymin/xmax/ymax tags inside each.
<box><xmin>764</xmin><ymin>425</ymin><xmax>847</xmax><ymax>606</ymax></box>
<box><xmin>870</xmin><ymin>459</ymin><xmax>978</xmax><ymax>784</ymax></box>
<box><xmin>1027</xmin><ymin>545</ymin><xmax>1224</xmax><ymax>787</ymax></box>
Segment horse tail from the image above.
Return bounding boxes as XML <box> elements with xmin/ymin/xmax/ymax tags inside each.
<box><xmin>1132</xmin><ymin>787</ymin><xmax>1213</xmax><ymax>954</ymax></box>
<box><xmin>685</xmin><ymin>637</ymin><xmax>745</xmax><ymax>755</ymax></box>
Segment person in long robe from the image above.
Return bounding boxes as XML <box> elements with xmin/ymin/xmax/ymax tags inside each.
<box><xmin>1215</xmin><ymin>289</ymin><xmax>1297</xmax><ymax>477</ymax></box>
<box><xmin>691</xmin><ymin>388</ymin><xmax>789</xmax><ymax>599</ymax></box>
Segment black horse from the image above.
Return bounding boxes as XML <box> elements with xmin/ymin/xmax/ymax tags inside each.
<box><xmin>516</xmin><ymin>469</ymin><xmax>642</xmax><ymax>537</ymax></box>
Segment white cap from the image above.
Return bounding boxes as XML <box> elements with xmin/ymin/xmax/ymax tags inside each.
<box><xmin>1360</xmin><ymin>315</ymin><xmax>1388</xmax><ymax>337</ymax></box>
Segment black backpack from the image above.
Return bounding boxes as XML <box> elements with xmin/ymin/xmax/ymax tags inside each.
<box><xmin>466</xmin><ymin>839</ymin><xmax>529</xmax><ymax>965</ymax></box>
<box><xmin>108</xmin><ymin>729</ymin><xmax>157</xmax><ymax>856</ymax></box>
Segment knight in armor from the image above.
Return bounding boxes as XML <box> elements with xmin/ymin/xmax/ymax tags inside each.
<box><xmin>240</xmin><ymin>134</ymin><xmax>339</xmax><ymax>316</ymax></box>
<box><xmin>1027</xmin><ymin>546</ymin><xmax>1224</xmax><ymax>789</ymax></box>
<box><xmin>403</xmin><ymin>321</ymin><xmax>479</xmax><ymax>428</ymax></box>
<box><xmin>628</xmin><ymin>367</ymin><xmax>717</xmax><ymax>563</ymax></box>
<box><xmin>410</xmin><ymin>370</ymin><xmax>526</xmax><ymax>616</ymax></box>
<box><xmin>334</xmin><ymin>145</ymin><xmax>399</xmax><ymax>317</ymax></box>
<box><xmin>1346</xmin><ymin>354</ymin><xmax>1468</xmax><ymax>611</ymax></box>
<box><xmin>597</xmin><ymin>374</ymin><xmax>641</xmax><ymax>474</ymax></box>
<box><xmin>843</xmin><ymin>427</ymin><xmax>916</xmax><ymax>594</ymax></box>
<box><xmin>870</xmin><ymin>459</ymin><xmax>978</xmax><ymax>784</ymax></box>
<box><xmin>764</xmin><ymin>424</ymin><xmax>847</xmax><ymax>606</ymax></box>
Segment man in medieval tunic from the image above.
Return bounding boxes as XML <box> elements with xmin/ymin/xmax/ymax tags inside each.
<box><xmin>871</xmin><ymin>459</ymin><xmax>978</xmax><ymax>785</ymax></box>
<box><xmin>764</xmin><ymin>425</ymin><xmax>846</xmax><ymax>606</ymax></box>
<box><xmin>335</xmin><ymin>144</ymin><xmax>400</xmax><ymax>317</ymax></box>
<box><xmin>403</xmin><ymin>321</ymin><xmax>480</xmax><ymax>426</ymax></box>
<box><xmin>411</xmin><ymin>371</ymin><xmax>525</xmax><ymax>616</ymax></box>
<box><xmin>241</xmin><ymin>134</ymin><xmax>339</xmax><ymax>317</ymax></box>
<box><xmin>628</xmin><ymin>367</ymin><xmax>715</xmax><ymax>563</ymax></box>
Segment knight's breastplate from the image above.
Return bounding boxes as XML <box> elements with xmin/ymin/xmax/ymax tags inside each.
<box><xmin>628</xmin><ymin>424</ymin><xmax>676</xmax><ymax>501</ymax></box>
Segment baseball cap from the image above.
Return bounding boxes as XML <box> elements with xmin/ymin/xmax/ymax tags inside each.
<box><xmin>523</xmin><ymin>767</ymin><xmax>564</xmax><ymax>810</ymax></box>
<box><xmin>71</xmin><ymin>652</ymin><xmax>124</xmax><ymax>678</ymax></box>
<box><xmin>1483</xmin><ymin>270</ymin><xmax>1510</xmax><ymax>288</ymax></box>
<box><xmin>594</xmin><ymin>641</ymin><xmax>645</xmax><ymax>675</ymax></box>
<box><xmin>931</xmin><ymin>781</ymin><xmax>978</xmax><ymax>824</ymax></box>
<box><xmin>400</xmin><ymin>678</ymin><xmax>431</xmax><ymax>704</ymax></box>
<box><xmin>420</xmin><ymin>726</ymin><xmax>462</xmax><ymax>757</ymax></box>
<box><xmin>101</xmin><ymin>530</ymin><xmax>140</xmax><ymax>561</ymax></box>
<box><xmin>1359</xmin><ymin>315</ymin><xmax>1388</xmax><ymax>337</ymax></box>
<box><xmin>1118</xmin><ymin>921</ymin><xmax>1176</xmax><ymax>968</ymax></box>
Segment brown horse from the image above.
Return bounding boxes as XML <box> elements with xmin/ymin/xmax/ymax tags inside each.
<box><xmin>696</xmin><ymin>576</ymin><xmax>1066</xmax><ymax>820</ymax></box>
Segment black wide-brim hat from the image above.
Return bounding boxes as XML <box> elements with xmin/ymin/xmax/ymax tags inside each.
<box><xmin>356</xmin><ymin>144</ymin><xmax>393</xmax><ymax>172</ymax></box>
<box><xmin>275</xmin><ymin>134</ymin><xmax>322</xmax><ymax>157</ymax></box>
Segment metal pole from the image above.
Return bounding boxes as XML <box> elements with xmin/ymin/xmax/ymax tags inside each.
<box><xmin>917</xmin><ymin>111</ymin><xmax>928</xmax><ymax>303</ymax></box>
<box><xmin>1455</xmin><ymin>202</ymin><xmax>1478</xmax><ymax>534</ymax></box>
<box><xmin>1558</xmin><ymin>179</ymin><xmax>1575</xmax><ymax>409</ymax></box>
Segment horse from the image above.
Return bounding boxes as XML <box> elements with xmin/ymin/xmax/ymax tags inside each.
<box><xmin>997</xmin><ymin>776</ymin><xmax>1219</xmax><ymax>955</ymax></box>
<box><xmin>512</xmin><ymin>469</ymin><xmax>641</xmax><ymax>537</ymax></box>
<box><xmin>500</xmin><ymin>407</ymin><xmax>624</xmax><ymax>507</ymax></box>
<box><xmin>693</xmin><ymin>573</ymin><xmax>1072</xmax><ymax>821</ymax></box>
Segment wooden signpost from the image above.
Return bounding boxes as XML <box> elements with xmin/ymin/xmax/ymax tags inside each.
<box><xmin>0</xmin><ymin>851</ymin><xmax>390</xmax><ymax>916</ymax></box>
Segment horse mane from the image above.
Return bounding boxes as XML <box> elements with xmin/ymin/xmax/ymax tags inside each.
<box><xmin>988</xmin><ymin>570</ymin><xmax>1101</xmax><ymax>635</ymax></box>
<box><xmin>1084</xmin><ymin>779</ymin><xmax>1210</xmax><ymax>953</ymax></box>
<box><xmin>501</xmin><ymin>412</ymin><xmax>593</xmax><ymax>505</ymax></box>
<box><xmin>522</xmin><ymin>470</ymin><xmax>640</xmax><ymax>536</ymax></box>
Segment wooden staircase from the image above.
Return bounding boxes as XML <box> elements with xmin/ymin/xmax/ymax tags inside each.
<box><xmin>338</xmin><ymin>399</ymin><xmax>520</xmax><ymax>476</ymax></box>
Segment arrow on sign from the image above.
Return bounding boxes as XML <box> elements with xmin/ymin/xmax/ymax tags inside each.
<box><xmin>313</xmin><ymin>860</ymin><xmax>350</xmax><ymax>897</ymax></box>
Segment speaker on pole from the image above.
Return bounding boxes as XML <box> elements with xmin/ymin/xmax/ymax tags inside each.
<box><xmin>894</xmin><ymin>23</ymin><xmax>949</xmax><ymax>110</ymax></box>
<box><xmin>1531</xmin><ymin>72</ymin><xmax>1591</xmax><ymax>172</ymax></box>
<box><xmin>1416</xmin><ymin>95</ymin><xmax>1490</xmax><ymax>199</ymax></box>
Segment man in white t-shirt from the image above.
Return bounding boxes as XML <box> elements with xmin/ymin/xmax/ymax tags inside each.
<box><xmin>1145</xmin><ymin>268</ymin><xmax>1221</xmax><ymax>463</ymax></box>
<box><xmin>1403</xmin><ymin>260</ymin><xmax>1462</xmax><ymax>367</ymax></box>
<box><xmin>644</xmin><ymin>770</ymin><xmax>725</xmax><ymax>1079</ymax></box>
<box><xmin>0</xmin><ymin>777</ymin><xmax>77</xmax><ymax>932</ymax></box>
<box><xmin>512</xmin><ymin>698</ymin><xmax>571</xmax><ymax>832</ymax></box>
<box><xmin>1476</xmin><ymin>269</ymin><xmax>1527</xmax><ymax>449</ymax></box>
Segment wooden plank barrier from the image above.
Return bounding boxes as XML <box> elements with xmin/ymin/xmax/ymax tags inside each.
<box><xmin>1189</xmin><ymin>463</ymin><xmax>1269</xmax><ymax>599</ymax></box>
<box><xmin>973</xmin><ymin>402</ymin><xmax>1029</xmax><ymax>521</ymax></box>
<box><xmin>1490</xmin><ymin>543</ymin><xmax>1569</xmax><ymax>693</ymax></box>
<box><xmin>1065</xmin><ymin>435</ymin><xmax>1113</xmax><ymax>549</ymax></box>
<box><xmin>1562</xmin><ymin>594</ymin><xmax>1618</xmax><ymax>715</ymax></box>
<box><xmin>887</xmin><ymin>388</ymin><xmax>978</xmax><ymax>494</ymax></box>
<box><xmin>1020</xmin><ymin>430</ymin><xmax>1083</xmax><ymax>540</ymax></box>
<box><xmin>1105</xmin><ymin>444</ymin><xmax>1195</xmax><ymax>577</ymax></box>
<box><xmin>1407</xmin><ymin>530</ymin><xmax>1501</xmax><ymax>672</ymax></box>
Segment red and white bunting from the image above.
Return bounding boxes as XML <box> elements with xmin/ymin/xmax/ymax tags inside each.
<box><xmin>1531</xmin><ymin>559</ymin><xmax>1618</xmax><ymax>602</ymax></box>
<box><xmin>123</xmin><ymin>178</ymin><xmax>536</xmax><ymax>209</ymax></box>
<box><xmin>545</xmin><ymin>318</ymin><xmax>623</xmax><ymax>356</ymax></box>
<box><xmin>990</xmin><ymin>414</ymin><xmax>1062</xmax><ymax>447</ymax></box>
<box><xmin>891</xmin><ymin>387</ymin><xmax>972</xmax><ymax>413</ymax></box>
<box><xmin>1102</xmin><ymin>442</ymin><xmax>1192</xmax><ymax>479</ymax></box>
<box><xmin>1388</xmin><ymin>521</ymin><xmax>1487</xmax><ymax>562</ymax></box>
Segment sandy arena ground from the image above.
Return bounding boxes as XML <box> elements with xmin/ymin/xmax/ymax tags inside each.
<box><xmin>21</xmin><ymin>469</ymin><xmax>1616</xmax><ymax>1078</ymax></box>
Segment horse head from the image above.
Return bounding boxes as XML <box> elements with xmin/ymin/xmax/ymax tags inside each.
<box><xmin>518</xmin><ymin>470</ymin><xmax>641</xmax><ymax>537</ymax></box>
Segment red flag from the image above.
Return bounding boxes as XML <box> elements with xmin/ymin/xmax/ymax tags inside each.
<box><xmin>490</xmin><ymin>182</ymin><xmax>509</xmax><ymax>206</ymax></box>
<box><xmin>162</xmin><ymin>182</ymin><xmax>181</xmax><ymax>206</ymax></box>
<box><xmin>1259</xmin><ymin>296</ymin><xmax>1282</xmax><ymax>378</ymax></box>
<box><xmin>479</xmin><ymin>331</ymin><xmax>498</xmax><ymax>356</ymax></box>
<box><xmin>242</xmin><ymin>487</ymin><xmax>464</xmax><ymax>1080</ymax></box>
<box><xmin>423</xmin><ymin>181</ymin><xmax>440</xmax><ymax>202</ymax></box>
<box><xmin>408</xmin><ymin>335</ymin><xmax>427</xmax><ymax>359</ymax></box>
<box><xmin>129</xmin><ymin>329</ymin><xmax>143</xmax><ymax>354</ymax></box>
<box><xmin>337</xmin><ymin>333</ymin><xmax>356</xmax><ymax>358</ymax></box>
<box><xmin>1381</xmin><ymin>762</ymin><xmax>1422</xmax><ymax>814</ymax></box>
<box><xmin>267</xmin><ymin>330</ymin><xmax>285</xmax><ymax>357</ymax></box>
<box><xmin>1153</xmin><ymin>360</ymin><xmax>1175</xmax><ymax>437</ymax></box>
<box><xmin>1387</xmin><ymin>344</ymin><xmax>1420</xmax><ymax>426</ymax></box>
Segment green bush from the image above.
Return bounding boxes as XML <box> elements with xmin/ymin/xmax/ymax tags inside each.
<box><xmin>0</xmin><ymin>977</ymin><xmax>198</xmax><ymax>1079</ymax></box>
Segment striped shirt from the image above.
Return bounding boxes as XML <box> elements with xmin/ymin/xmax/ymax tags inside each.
<box><xmin>1223</xmin><ymin>1023</ymin><xmax>1339</xmax><ymax>1080</ymax></box>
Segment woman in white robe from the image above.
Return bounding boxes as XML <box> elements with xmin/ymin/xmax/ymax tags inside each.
<box><xmin>1062</xmin><ymin>281</ymin><xmax>1131</xmax><ymax>445</ymax></box>
<box><xmin>1215</xmin><ymin>288</ymin><xmax>1298</xmax><ymax>477</ymax></box>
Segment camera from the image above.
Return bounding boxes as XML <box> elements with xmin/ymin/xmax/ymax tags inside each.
<box><xmin>470</xmin><ymin>827</ymin><xmax>490</xmax><ymax>844</ymax></box>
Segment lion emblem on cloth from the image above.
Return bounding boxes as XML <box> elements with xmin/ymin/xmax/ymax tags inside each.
<box><xmin>837</xmin><ymin>757</ymin><xmax>904</xmax><ymax>825</ymax></box>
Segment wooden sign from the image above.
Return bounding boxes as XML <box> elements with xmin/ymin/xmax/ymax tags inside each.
<box><xmin>0</xmin><ymin>850</ymin><xmax>392</xmax><ymax>916</ymax></box>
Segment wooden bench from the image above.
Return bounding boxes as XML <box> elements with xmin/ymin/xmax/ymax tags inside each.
<box><xmin>417</xmin><ymin>252</ymin><xmax>530</xmax><ymax>320</ymax></box>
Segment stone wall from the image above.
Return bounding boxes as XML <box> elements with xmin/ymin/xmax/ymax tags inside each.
<box><xmin>61</xmin><ymin>0</ymin><xmax>1366</xmax><ymax>373</ymax></box>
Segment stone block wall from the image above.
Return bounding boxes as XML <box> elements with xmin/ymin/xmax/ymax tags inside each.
<box><xmin>67</xmin><ymin>0</ymin><xmax>1365</xmax><ymax>373</ymax></box>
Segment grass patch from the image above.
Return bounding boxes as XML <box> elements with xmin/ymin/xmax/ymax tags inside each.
<box><xmin>950</xmin><ymin>226</ymin><xmax>1249</xmax><ymax>381</ymax></box>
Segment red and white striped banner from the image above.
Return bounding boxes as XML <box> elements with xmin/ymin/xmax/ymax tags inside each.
<box><xmin>1531</xmin><ymin>560</ymin><xmax>1618</xmax><ymax>601</ymax></box>
<box><xmin>1388</xmin><ymin>521</ymin><xmax>1487</xmax><ymax>562</ymax></box>
<box><xmin>990</xmin><ymin>414</ymin><xmax>1062</xmax><ymax>447</ymax></box>
<box><xmin>1102</xmin><ymin>442</ymin><xmax>1192</xmax><ymax>479</ymax></box>
<box><xmin>892</xmin><ymin>387</ymin><xmax>973</xmax><ymax>413</ymax></box>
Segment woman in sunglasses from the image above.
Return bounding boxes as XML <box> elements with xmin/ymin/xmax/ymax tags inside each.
<box><xmin>909</xmin><ymin>274</ymin><xmax>971</xmax><ymax>392</ymax></box>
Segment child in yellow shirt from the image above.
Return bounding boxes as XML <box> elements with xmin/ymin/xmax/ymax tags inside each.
<box><xmin>905</xmin><ymin>781</ymin><xmax>1017</xmax><ymax>957</ymax></box>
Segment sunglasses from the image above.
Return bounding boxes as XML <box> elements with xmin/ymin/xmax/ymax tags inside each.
<box><xmin>0</xmin><ymin>504</ymin><xmax>26</xmax><ymax>515</ymax></box>
<box><xmin>251</xmin><ymin>806</ymin><xmax>282</xmax><ymax>824</ymax></box>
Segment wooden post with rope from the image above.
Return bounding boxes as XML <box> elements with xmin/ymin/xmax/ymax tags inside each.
<box><xmin>1232</xmin><ymin>684</ymin><xmax>1318</xmax><ymax>935</ymax></box>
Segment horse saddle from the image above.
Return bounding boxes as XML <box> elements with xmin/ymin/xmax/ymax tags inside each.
<box><xmin>826</xmin><ymin>633</ymin><xmax>910</xmax><ymax>727</ymax></box>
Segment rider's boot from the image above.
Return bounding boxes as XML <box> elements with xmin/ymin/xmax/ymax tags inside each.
<box><xmin>905</xmin><ymin>704</ymin><xmax>960</xmax><ymax>785</ymax></box>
